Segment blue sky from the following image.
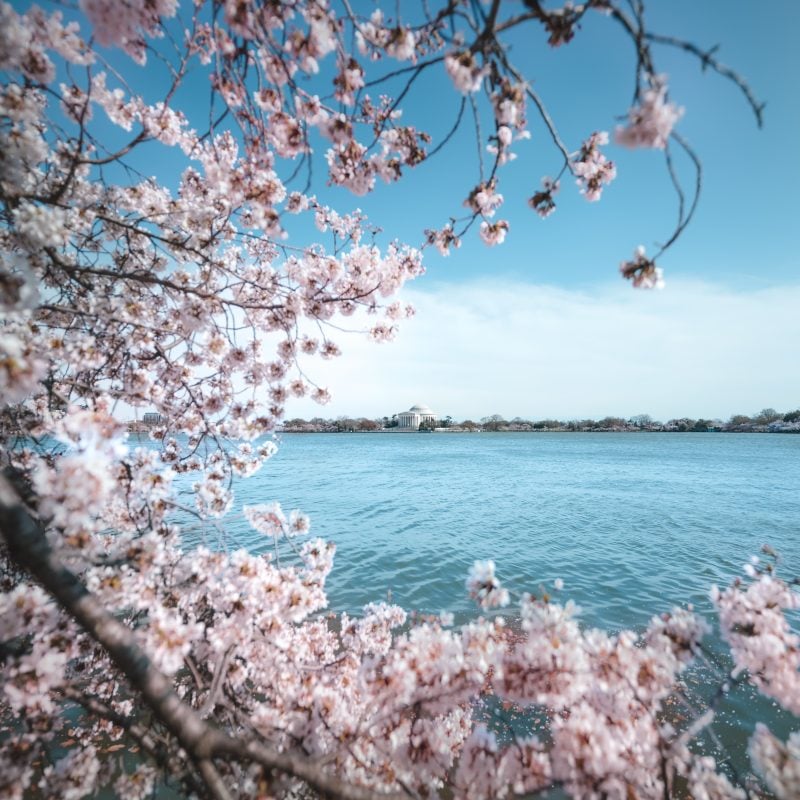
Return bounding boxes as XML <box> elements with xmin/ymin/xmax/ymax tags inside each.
<box><xmin>103</xmin><ymin>0</ymin><xmax>799</xmax><ymax>291</ymax></box>
<box><xmin>289</xmin><ymin>278</ymin><xmax>800</xmax><ymax>422</ymax></box>
<box><xmin>317</xmin><ymin>0</ymin><xmax>800</xmax><ymax>291</ymax></box>
<box><xmin>286</xmin><ymin>1</ymin><xmax>800</xmax><ymax>419</ymax></box>
<box><xmin>38</xmin><ymin>0</ymin><xmax>800</xmax><ymax>419</ymax></box>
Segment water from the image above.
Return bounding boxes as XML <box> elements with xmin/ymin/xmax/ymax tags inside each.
<box><xmin>168</xmin><ymin>431</ymin><xmax>800</xmax><ymax>780</ymax></box>
<box><xmin>181</xmin><ymin>432</ymin><xmax>800</xmax><ymax>630</ymax></box>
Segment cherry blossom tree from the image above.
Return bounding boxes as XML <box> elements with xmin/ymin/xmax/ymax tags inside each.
<box><xmin>1</xmin><ymin>1</ymin><xmax>797</xmax><ymax>798</ymax></box>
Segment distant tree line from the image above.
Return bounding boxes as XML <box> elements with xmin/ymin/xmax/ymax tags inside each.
<box><xmin>279</xmin><ymin>408</ymin><xmax>800</xmax><ymax>433</ymax></box>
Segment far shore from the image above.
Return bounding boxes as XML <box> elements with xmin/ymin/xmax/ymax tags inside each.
<box><xmin>274</xmin><ymin>426</ymin><xmax>800</xmax><ymax>434</ymax></box>
<box><xmin>125</xmin><ymin>408</ymin><xmax>800</xmax><ymax>436</ymax></box>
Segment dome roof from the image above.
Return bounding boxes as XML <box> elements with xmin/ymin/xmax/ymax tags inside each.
<box><xmin>408</xmin><ymin>403</ymin><xmax>434</xmax><ymax>413</ymax></box>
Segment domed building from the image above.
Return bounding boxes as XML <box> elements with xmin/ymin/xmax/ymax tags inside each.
<box><xmin>396</xmin><ymin>403</ymin><xmax>437</xmax><ymax>430</ymax></box>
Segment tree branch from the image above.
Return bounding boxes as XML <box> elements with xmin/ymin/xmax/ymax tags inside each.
<box><xmin>645</xmin><ymin>32</ymin><xmax>765</xmax><ymax>127</ymax></box>
<box><xmin>0</xmin><ymin>471</ymin><xmax>406</xmax><ymax>800</ymax></box>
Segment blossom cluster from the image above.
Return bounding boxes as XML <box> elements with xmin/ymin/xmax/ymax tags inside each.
<box><xmin>528</xmin><ymin>177</ymin><xmax>560</xmax><ymax>219</ymax></box>
<box><xmin>619</xmin><ymin>245</ymin><xmax>665</xmax><ymax>290</ymax></box>
<box><xmin>2</xmin><ymin>492</ymin><xmax>797</xmax><ymax>798</ymax></box>
<box><xmin>616</xmin><ymin>78</ymin><xmax>684</xmax><ymax>150</ymax></box>
<box><xmin>466</xmin><ymin>560</ymin><xmax>510</xmax><ymax>609</ymax></box>
<box><xmin>572</xmin><ymin>131</ymin><xmax>617</xmax><ymax>202</ymax></box>
<box><xmin>445</xmin><ymin>51</ymin><xmax>489</xmax><ymax>94</ymax></box>
<box><xmin>0</xmin><ymin>1</ymin><xmax>785</xmax><ymax>798</ymax></box>
<box><xmin>713</xmin><ymin>568</ymin><xmax>800</xmax><ymax>715</ymax></box>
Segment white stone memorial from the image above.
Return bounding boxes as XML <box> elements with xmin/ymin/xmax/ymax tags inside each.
<box><xmin>396</xmin><ymin>404</ymin><xmax>437</xmax><ymax>430</ymax></box>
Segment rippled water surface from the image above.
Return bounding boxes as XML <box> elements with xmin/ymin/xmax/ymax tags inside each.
<box><xmin>182</xmin><ymin>432</ymin><xmax>800</xmax><ymax>627</ymax></box>
<box><xmin>174</xmin><ymin>431</ymin><xmax>800</xmax><ymax>767</ymax></box>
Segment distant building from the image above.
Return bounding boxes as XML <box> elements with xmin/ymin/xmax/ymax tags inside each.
<box><xmin>142</xmin><ymin>412</ymin><xmax>163</xmax><ymax>426</ymax></box>
<box><xmin>396</xmin><ymin>403</ymin><xmax>437</xmax><ymax>430</ymax></box>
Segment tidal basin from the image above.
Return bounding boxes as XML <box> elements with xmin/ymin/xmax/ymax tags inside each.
<box><xmin>180</xmin><ymin>431</ymin><xmax>800</xmax><ymax>627</ymax></box>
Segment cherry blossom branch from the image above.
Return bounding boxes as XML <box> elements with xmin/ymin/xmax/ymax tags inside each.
<box><xmin>469</xmin><ymin>94</ymin><xmax>485</xmax><ymax>181</ymax></box>
<box><xmin>361</xmin><ymin>56</ymin><xmax>447</xmax><ymax>90</ymax></box>
<box><xmin>61</xmin><ymin>686</ymin><xmax>180</xmax><ymax>774</ymax></box>
<box><xmin>425</xmin><ymin>95</ymin><xmax>467</xmax><ymax>160</ymax></box>
<box><xmin>0</xmin><ymin>474</ymin><xmax>215</xmax><ymax>752</ymax></box>
<box><xmin>608</xmin><ymin>3</ymin><xmax>764</xmax><ymax>127</ymax></box>
<box><xmin>496</xmin><ymin>54</ymin><xmax>574</xmax><ymax>174</ymax></box>
<box><xmin>197</xmin><ymin>760</ymin><xmax>233</xmax><ymax>800</ymax></box>
<box><xmin>0</xmin><ymin>3</ymin><xmax>785</xmax><ymax>796</ymax></box>
<box><xmin>645</xmin><ymin>32</ymin><xmax>765</xmax><ymax>127</ymax></box>
<box><xmin>0</xmin><ymin>471</ymin><xmax>408</xmax><ymax>800</ymax></box>
<box><xmin>200</xmin><ymin>646</ymin><xmax>235</xmax><ymax>719</ymax></box>
<box><xmin>663</xmin><ymin>141</ymin><xmax>685</xmax><ymax>229</ymax></box>
<box><xmin>654</xmin><ymin>131</ymin><xmax>702</xmax><ymax>258</ymax></box>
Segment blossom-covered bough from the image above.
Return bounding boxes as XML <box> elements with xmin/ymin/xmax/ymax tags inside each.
<box><xmin>0</xmin><ymin>1</ymin><xmax>796</xmax><ymax>798</ymax></box>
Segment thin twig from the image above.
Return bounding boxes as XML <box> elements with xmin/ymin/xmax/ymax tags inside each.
<box><xmin>654</xmin><ymin>131</ymin><xmax>702</xmax><ymax>258</ymax></box>
<box><xmin>645</xmin><ymin>32</ymin><xmax>765</xmax><ymax>127</ymax></box>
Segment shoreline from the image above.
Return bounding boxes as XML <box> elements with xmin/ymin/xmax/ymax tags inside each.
<box><xmin>274</xmin><ymin>427</ymin><xmax>800</xmax><ymax>435</ymax></box>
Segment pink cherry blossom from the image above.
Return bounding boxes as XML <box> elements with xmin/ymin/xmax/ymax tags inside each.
<box><xmin>713</xmin><ymin>568</ymin><xmax>800</xmax><ymax>714</ymax></box>
<box><xmin>425</xmin><ymin>224</ymin><xmax>461</xmax><ymax>256</ymax></box>
<box><xmin>572</xmin><ymin>131</ymin><xmax>616</xmax><ymax>201</ymax></box>
<box><xmin>466</xmin><ymin>560</ymin><xmax>510</xmax><ymax>609</ymax></box>
<box><xmin>619</xmin><ymin>245</ymin><xmax>665</xmax><ymax>289</ymax></box>
<box><xmin>79</xmin><ymin>0</ymin><xmax>178</xmax><ymax>64</ymax></box>
<box><xmin>479</xmin><ymin>220</ymin><xmax>509</xmax><ymax>246</ymax></box>
<box><xmin>528</xmin><ymin>176</ymin><xmax>560</xmax><ymax>218</ymax></box>
<box><xmin>0</xmin><ymin>2</ymin><xmax>781</xmax><ymax>798</ymax></box>
<box><xmin>445</xmin><ymin>51</ymin><xmax>488</xmax><ymax>94</ymax></box>
<box><xmin>465</xmin><ymin>180</ymin><xmax>504</xmax><ymax>218</ymax></box>
<box><xmin>749</xmin><ymin>724</ymin><xmax>800</xmax><ymax>799</ymax></box>
<box><xmin>616</xmin><ymin>77</ymin><xmax>684</xmax><ymax>150</ymax></box>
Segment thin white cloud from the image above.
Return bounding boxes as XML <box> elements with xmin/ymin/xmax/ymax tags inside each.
<box><xmin>287</xmin><ymin>279</ymin><xmax>800</xmax><ymax>422</ymax></box>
